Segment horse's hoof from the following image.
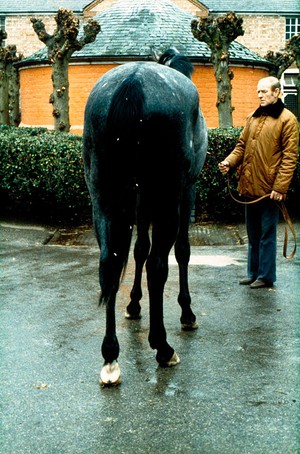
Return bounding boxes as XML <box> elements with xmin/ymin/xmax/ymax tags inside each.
<box><xmin>124</xmin><ymin>309</ymin><xmax>141</xmax><ymax>320</ymax></box>
<box><xmin>162</xmin><ymin>351</ymin><xmax>180</xmax><ymax>367</ymax></box>
<box><xmin>181</xmin><ymin>320</ymin><xmax>199</xmax><ymax>331</ymax></box>
<box><xmin>99</xmin><ymin>361</ymin><xmax>121</xmax><ymax>386</ymax></box>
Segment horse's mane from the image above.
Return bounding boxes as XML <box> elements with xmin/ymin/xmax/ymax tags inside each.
<box><xmin>158</xmin><ymin>48</ymin><xmax>194</xmax><ymax>79</ymax></box>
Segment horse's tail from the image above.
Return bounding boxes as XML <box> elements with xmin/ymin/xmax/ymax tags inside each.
<box><xmin>100</xmin><ymin>73</ymin><xmax>146</xmax><ymax>300</ymax></box>
<box><xmin>106</xmin><ymin>72</ymin><xmax>145</xmax><ymax>154</ymax></box>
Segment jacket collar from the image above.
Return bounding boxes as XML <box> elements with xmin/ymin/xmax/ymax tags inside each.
<box><xmin>252</xmin><ymin>98</ymin><xmax>285</xmax><ymax>119</ymax></box>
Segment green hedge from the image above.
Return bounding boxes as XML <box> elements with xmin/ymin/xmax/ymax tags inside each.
<box><xmin>0</xmin><ymin>125</ymin><xmax>299</xmax><ymax>223</ymax></box>
<box><xmin>195</xmin><ymin>127</ymin><xmax>243</xmax><ymax>221</ymax></box>
<box><xmin>0</xmin><ymin>126</ymin><xmax>89</xmax><ymax>222</ymax></box>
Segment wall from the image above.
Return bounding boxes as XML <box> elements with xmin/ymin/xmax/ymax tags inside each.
<box><xmin>19</xmin><ymin>62</ymin><xmax>269</xmax><ymax>133</ymax></box>
<box><xmin>4</xmin><ymin>14</ymin><xmax>83</xmax><ymax>57</ymax></box>
<box><xmin>3</xmin><ymin>7</ymin><xmax>287</xmax><ymax>59</ymax></box>
<box><xmin>236</xmin><ymin>15</ymin><xmax>286</xmax><ymax>57</ymax></box>
<box><xmin>193</xmin><ymin>65</ymin><xmax>268</xmax><ymax>128</ymax></box>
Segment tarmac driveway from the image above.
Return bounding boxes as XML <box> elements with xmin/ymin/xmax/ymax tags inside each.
<box><xmin>0</xmin><ymin>220</ymin><xmax>299</xmax><ymax>453</ymax></box>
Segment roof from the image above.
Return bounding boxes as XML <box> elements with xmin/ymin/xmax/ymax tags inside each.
<box><xmin>0</xmin><ymin>0</ymin><xmax>90</xmax><ymax>13</ymax></box>
<box><xmin>20</xmin><ymin>0</ymin><xmax>270</xmax><ymax>68</ymax></box>
<box><xmin>201</xmin><ymin>0</ymin><xmax>300</xmax><ymax>14</ymax></box>
<box><xmin>0</xmin><ymin>0</ymin><xmax>299</xmax><ymax>15</ymax></box>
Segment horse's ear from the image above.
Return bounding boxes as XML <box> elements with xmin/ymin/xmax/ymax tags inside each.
<box><xmin>150</xmin><ymin>46</ymin><xmax>161</xmax><ymax>62</ymax></box>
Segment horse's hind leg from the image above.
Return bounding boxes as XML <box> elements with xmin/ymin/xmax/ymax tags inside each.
<box><xmin>93</xmin><ymin>210</ymin><xmax>133</xmax><ymax>386</ymax></box>
<box><xmin>175</xmin><ymin>186</ymin><xmax>198</xmax><ymax>330</ymax></box>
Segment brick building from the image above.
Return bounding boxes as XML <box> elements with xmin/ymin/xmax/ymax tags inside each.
<box><xmin>1</xmin><ymin>0</ymin><xmax>299</xmax><ymax>58</ymax></box>
<box><xmin>0</xmin><ymin>0</ymin><xmax>299</xmax><ymax>131</ymax></box>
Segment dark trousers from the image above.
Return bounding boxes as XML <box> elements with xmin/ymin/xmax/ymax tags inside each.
<box><xmin>245</xmin><ymin>199</ymin><xmax>279</xmax><ymax>284</ymax></box>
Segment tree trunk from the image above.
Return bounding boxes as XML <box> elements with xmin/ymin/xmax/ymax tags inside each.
<box><xmin>212</xmin><ymin>51</ymin><xmax>233</xmax><ymax>128</ymax></box>
<box><xmin>50</xmin><ymin>58</ymin><xmax>70</xmax><ymax>132</ymax></box>
<box><xmin>0</xmin><ymin>60</ymin><xmax>9</xmax><ymax>125</ymax></box>
<box><xmin>7</xmin><ymin>61</ymin><xmax>21</xmax><ymax>126</ymax></box>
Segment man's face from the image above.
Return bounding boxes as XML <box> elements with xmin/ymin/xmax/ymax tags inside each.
<box><xmin>257</xmin><ymin>81</ymin><xmax>279</xmax><ymax>106</ymax></box>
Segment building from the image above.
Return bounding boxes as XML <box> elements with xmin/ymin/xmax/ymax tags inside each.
<box><xmin>1</xmin><ymin>0</ymin><xmax>299</xmax><ymax>58</ymax></box>
<box><xmin>0</xmin><ymin>0</ymin><xmax>299</xmax><ymax>131</ymax></box>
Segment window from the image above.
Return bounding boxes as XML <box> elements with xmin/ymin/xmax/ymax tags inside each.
<box><xmin>285</xmin><ymin>17</ymin><xmax>300</xmax><ymax>40</ymax></box>
<box><xmin>283</xmin><ymin>72</ymin><xmax>298</xmax><ymax>119</ymax></box>
<box><xmin>284</xmin><ymin>93</ymin><xmax>298</xmax><ymax>117</ymax></box>
<box><xmin>0</xmin><ymin>16</ymin><xmax>5</xmax><ymax>31</ymax></box>
<box><xmin>0</xmin><ymin>16</ymin><xmax>5</xmax><ymax>47</ymax></box>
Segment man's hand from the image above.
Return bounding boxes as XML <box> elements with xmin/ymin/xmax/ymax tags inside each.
<box><xmin>270</xmin><ymin>190</ymin><xmax>283</xmax><ymax>202</ymax></box>
<box><xmin>218</xmin><ymin>160</ymin><xmax>230</xmax><ymax>175</ymax></box>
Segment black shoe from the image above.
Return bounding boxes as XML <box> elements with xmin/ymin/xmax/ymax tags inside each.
<box><xmin>239</xmin><ymin>277</ymin><xmax>255</xmax><ymax>285</ymax></box>
<box><xmin>250</xmin><ymin>279</ymin><xmax>273</xmax><ymax>289</ymax></box>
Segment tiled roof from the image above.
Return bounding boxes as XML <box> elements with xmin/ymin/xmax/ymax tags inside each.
<box><xmin>20</xmin><ymin>0</ymin><xmax>270</xmax><ymax>67</ymax></box>
<box><xmin>0</xmin><ymin>0</ymin><xmax>89</xmax><ymax>13</ymax></box>
<box><xmin>1</xmin><ymin>0</ymin><xmax>298</xmax><ymax>14</ymax></box>
<box><xmin>201</xmin><ymin>0</ymin><xmax>299</xmax><ymax>14</ymax></box>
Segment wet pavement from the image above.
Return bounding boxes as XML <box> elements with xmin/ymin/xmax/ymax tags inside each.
<box><xmin>0</xmin><ymin>219</ymin><xmax>299</xmax><ymax>453</ymax></box>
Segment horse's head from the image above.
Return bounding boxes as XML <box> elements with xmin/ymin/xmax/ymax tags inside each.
<box><xmin>154</xmin><ymin>47</ymin><xmax>194</xmax><ymax>80</ymax></box>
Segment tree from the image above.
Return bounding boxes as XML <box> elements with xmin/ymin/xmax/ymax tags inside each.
<box><xmin>6</xmin><ymin>45</ymin><xmax>22</xmax><ymax>126</ymax></box>
<box><xmin>191</xmin><ymin>11</ymin><xmax>244</xmax><ymax>127</ymax></box>
<box><xmin>0</xmin><ymin>31</ymin><xmax>22</xmax><ymax>126</ymax></box>
<box><xmin>0</xmin><ymin>31</ymin><xmax>9</xmax><ymax>125</ymax></box>
<box><xmin>31</xmin><ymin>8</ymin><xmax>100</xmax><ymax>132</ymax></box>
<box><xmin>265</xmin><ymin>34</ymin><xmax>300</xmax><ymax>119</ymax></box>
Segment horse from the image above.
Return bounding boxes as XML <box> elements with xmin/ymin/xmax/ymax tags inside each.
<box><xmin>83</xmin><ymin>48</ymin><xmax>207</xmax><ymax>386</ymax></box>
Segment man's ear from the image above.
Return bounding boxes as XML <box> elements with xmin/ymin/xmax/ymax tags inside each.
<box><xmin>274</xmin><ymin>87</ymin><xmax>281</xmax><ymax>96</ymax></box>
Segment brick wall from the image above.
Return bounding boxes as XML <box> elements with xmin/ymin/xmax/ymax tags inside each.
<box><xmin>4</xmin><ymin>14</ymin><xmax>83</xmax><ymax>57</ymax></box>
<box><xmin>3</xmin><ymin>6</ymin><xmax>287</xmax><ymax>58</ymax></box>
<box><xmin>19</xmin><ymin>63</ymin><xmax>269</xmax><ymax>133</ymax></box>
<box><xmin>236</xmin><ymin>15</ymin><xmax>286</xmax><ymax>57</ymax></box>
<box><xmin>193</xmin><ymin>65</ymin><xmax>268</xmax><ymax>128</ymax></box>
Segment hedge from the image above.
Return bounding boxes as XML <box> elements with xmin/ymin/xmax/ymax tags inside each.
<box><xmin>0</xmin><ymin>125</ymin><xmax>299</xmax><ymax>223</ymax></box>
<box><xmin>0</xmin><ymin>126</ymin><xmax>88</xmax><ymax>223</ymax></box>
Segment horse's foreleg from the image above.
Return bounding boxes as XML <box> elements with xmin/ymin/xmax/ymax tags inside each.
<box><xmin>175</xmin><ymin>237</ymin><xmax>198</xmax><ymax>330</ymax></box>
<box><xmin>175</xmin><ymin>187</ymin><xmax>198</xmax><ymax>330</ymax></box>
<box><xmin>147</xmin><ymin>220</ymin><xmax>180</xmax><ymax>367</ymax></box>
<box><xmin>126</xmin><ymin>224</ymin><xmax>150</xmax><ymax>319</ymax></box>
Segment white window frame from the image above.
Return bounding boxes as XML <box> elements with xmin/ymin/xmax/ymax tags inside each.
<box><xmin>285</xmin><ymin>17</ymin><xmax>300</xmax><ymax>40</ymax></box>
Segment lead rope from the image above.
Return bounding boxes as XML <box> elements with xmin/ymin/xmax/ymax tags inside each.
<box><xmin>226</xmin><ymin>174</ymin><xmax>297</xmax><ymax>259</ymax></box>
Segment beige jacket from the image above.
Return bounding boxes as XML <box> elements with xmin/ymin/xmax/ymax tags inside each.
<box><xmin>226</xmin><ymin>101</ymin><xmax>299</xmax><ymax>198</ymax></box>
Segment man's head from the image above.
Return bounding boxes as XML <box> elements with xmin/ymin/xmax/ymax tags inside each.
<box><xmin>257</xmin><ymin>76</ymin><xmax>281</xmax><ymax>106</ymax></box>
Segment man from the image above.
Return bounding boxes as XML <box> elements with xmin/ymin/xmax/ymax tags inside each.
<box><xmin>219</xmin><ymin>76</ymin><xmax>299</xmax><ymax>288</ymax></box>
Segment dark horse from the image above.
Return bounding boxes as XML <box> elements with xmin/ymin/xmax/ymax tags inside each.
<box><xmin>83</xmin><ymin>49</ymin><xmax>207</xmax><ymax>385</ymax></box>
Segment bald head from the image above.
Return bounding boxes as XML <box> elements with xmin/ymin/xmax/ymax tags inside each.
<box><xmin>257</xmin><ymin>76</ymin><xmax>281</xmax><ymax>106</ymax></box>
<box><xmin>259</xmin><ymin>76</ymin><xmax>280</xmax><ymax>91</ymax></box>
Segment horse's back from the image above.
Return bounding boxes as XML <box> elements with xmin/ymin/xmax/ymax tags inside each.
<box><xmin>84</xmin><ymin>62</ymin><xmax>207</xmax><ymax>209</ymax></box>
<box><xmin>84</xmin><ymin>61</ymin><xmax>200</xmax><ymax>136</ymax></box>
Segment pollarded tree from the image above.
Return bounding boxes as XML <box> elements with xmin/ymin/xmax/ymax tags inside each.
<box><xmin>0</xmin><ymin>31</ymin><xmax>22</xmax><ymax>126</ymax></box>
<box><xmin>264</xmin><ymin>49</ymin><xmax>294</xmax><ymax>79</ymax></box>
<box><xmin>0</xmin><ymin>30</ymin><xmax>9</xmax><ymax>125</ymax></box>
<box><xmin>7</xmin><ymin>45</ymin><xmax>22</xmax><ymax>126</ymax></box>
<box><xmin>31</xmin><ymin>8</ymin><xmax>100</xmax><ymax>132</ymax></box>
<box><xmin>191</xmin><ymin>12</ymin><xmax>244</xmax><ymax>127</ymax></box>
<box><xmin>265</xmin><ymin>34</ymin><xmax>300</xmax><ymax>119</ymax></box>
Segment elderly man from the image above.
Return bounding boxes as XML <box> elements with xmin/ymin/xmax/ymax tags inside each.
<box><xmin>219</xmin><ymin>76</ymin><xmax>299</xmax><ymax>288</ymax></box>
